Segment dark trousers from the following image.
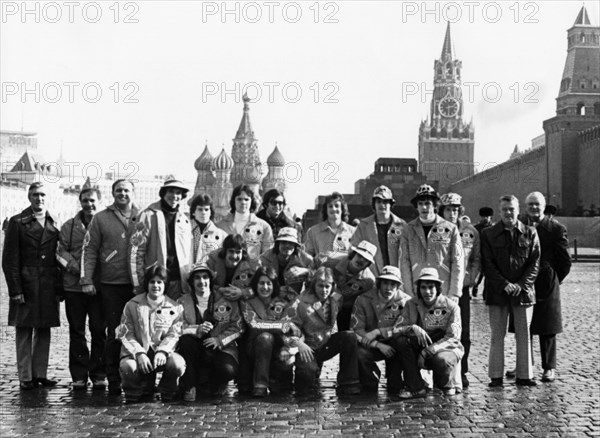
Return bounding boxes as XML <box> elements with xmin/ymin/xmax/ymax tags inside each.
<box><xmin>247</xmin><ymin>332</ymin><xmax>291</xmax><ymax>390</ymax></box>
<box><xmin>357</xmin><ymin>343</ymin><xmax>404</xmax><ymax>390</ymax></box>
<box><xmin>99</xmin><ymin>283</ymin><xmax>134</xmax><ymax>384</ymax></box>
<box><xmin>294</xmin><ymin>331</ymin><xmax>359</xmax><ymax>390</ymax></box>
<box><xmin>15</xmin><ymin>327</ymin><xmax>51</xmax><ymax>382</ymax></box>
<box><xmin>459</xmin><ymin>286</ymin><xmax>471</xmax><ymax>374</ymax></box>
<box><xmin>177</xmin><ymin>334</ymin><xmax>239</xmax><ymax>391</ymax></box>
<box><xmin>336</xmin><ymin>298</ymin><xmax>358</xmax><ymax>331</ymax></box>
<box><xmin>64</xmin><ymin>291</ymin><xmax>106</xmax><ymax>382</ymax></box>
<box><xmin>394</xmin><ymin>336</ymin><xmax>458</xmax><ymax>391</ymax></box>
<box><xmin>538</xmin><ymin>334</ymin><xmax>557</xmax><ymax>370</ymax></box>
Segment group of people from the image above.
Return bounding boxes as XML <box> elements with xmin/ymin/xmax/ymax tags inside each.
<box><xmin>2</xmin><ymin>177</ymin><xmax>571</xmax><ymax>402</ymax></box>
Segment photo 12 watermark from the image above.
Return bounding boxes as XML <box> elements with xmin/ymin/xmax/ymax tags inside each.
<box><xmin>401</xmin><ymin>1</ymin><xmax>539</xmax><ymax>24</ymax></box>
<box><xmin>201</xmin><ymin>81</ymin><xmax>340</xmax><ymax>103</ymax></box>
<box><xmin>1</xmin><ymin>82</ymin><xmax>140</xmax><ymax>104</ymax></box>
<box><xmin>1</xmin><ymin>1</ymin><xmax>140</xmax><ymax>23</ymax></box>
<box><xmin>401</xmin><ymin>81</ymin><xmax>540</xmax><ymax>104</ymax></box>
<box><xmin>200</xmin><ymin>1</ymin><xmax>340</xmax><ymax>24</ymax></box>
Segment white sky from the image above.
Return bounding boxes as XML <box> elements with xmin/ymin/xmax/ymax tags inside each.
<box><xmin>1</xmin><ymin>1</ymin><xmax>598</xmax><ymax>213</ymax></box>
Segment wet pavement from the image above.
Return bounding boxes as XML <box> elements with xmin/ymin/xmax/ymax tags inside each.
<box><xmin>0</xmin><ymin>263</ymin><xmax>598</xmax><ymax>437</ymax></box>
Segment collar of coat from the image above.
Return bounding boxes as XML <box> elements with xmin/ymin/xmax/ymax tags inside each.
<box><xmin>317</xmin><ymin>220</ymin><xmax>353</xmax><ymax>233</ymax></box>
<box><xmin>107</xmin><ymin>203</ymin><xmax>140</xmax><ymax>215</ymax></box>
<box><xmin>131</xmin><ymin>292</ymin><xmax>179</xmax><ymax>309</ymax></box>
<box><xmin>361</xmin><ymin>213</ymin><xmax>404</xmax><ymax>227</ymax></box>
<box><xmin>408</xmin><ymin>214</ymin><xmax>448</xmax><ymax>228</ymax></box>
<box><xmin>19</xmin><ymin>207</ymin><xmax>57</xmax><ymax>225</ymax></box>
<box><xmin>413</xmin><ymin>293</ymin><xmax>455</xmax><ymax>311</ymax></box>
<box><xmin>361</xmin><ymin>288</ymin><xmax>410</xmax><ymax>307</ymax></box>
<box><xmin>146</xmin><ymin>200</ymin><xmax>182</xmax><ymax>214</ymax></box>
<box><xmin>221</xmin><ymin>212</ymin><xmax>260</xmax><ymax>225</ymax></box>
<box><xmin>489</xmin><ymin>219</ymin><xmax>528</xmax><ymax>237</ymax></box>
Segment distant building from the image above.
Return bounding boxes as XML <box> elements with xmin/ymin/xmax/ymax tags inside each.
<box><xmin>0</xmin><ymin>130</ymin><xmax>39</xmax><ymax>171</ymax></box>
<box><xmin>191</xmin><ymin>95</ymin><xmax>286</xmax><ymax>220</ymax></box>
<box><xmin>418</xmin><ymin>22</ymin><xmax>475</xmax><ymax>193</ymax></box>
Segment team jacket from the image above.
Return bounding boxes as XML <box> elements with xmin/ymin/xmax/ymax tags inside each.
<box><xmin>129</xmin><ymin>201</ymin><xmax>192</xmax><ymax>294</ymax></box>
<box><xmin>259</xmin><ymin>249</ymin><xmax>314</xmax><ymax>293</ymax></box>
<box><xmin>399</xmin><ymin>215</ymin><xmax>464</xmax><ymax>298</ymax></box>
<box><xmin>351</xmin><ymin>289</ymin><xmax>411</xmax><ymax>344</ymax></box>
<box><xmin>458</xmin><ymin>220</ymin><xmax>481</xmax><ymax>288</ymax></box>
<box><xmin>332</xmin><ymin>258</ymin><xmax>376</xmax><ymax>308</ymax></box>
<box><xmin>206</xmin><ymin>250</ymin><xmax>260</xmax><ymax>299</ymax></box>
<box><xmin>350</xmin><ymin>213</ymin><xmax>407</xmax><ymax>276</ymax></box>
<box><xmin>81</xmin><ymin>203</ymin><xmax>140</xmax><ymax>286</ymax></box>
<box><xmin>304</xmin><ymin>221</ymin><xmax>355</xmax><ymax>268</ymax></box>
<box><xmin>116</xmin><ymin>294</ymin><xmax>184</xmax><ymax>359</ymax></box>
<box><xmin>285</xmin><ymin>290</ymin><xmax>343</xmax><ymax>350</ymax></box>
<box><xmin>178</xmin><ymin>291</ymin><xmax>244</xmax><ymax>359</ymax></box>
<box><xmin>388</xmin><ymin>295</ymin><xmax>464</xmax><ymax>361</ymax></box>
<box><xmin>191</xmin><ymin>220</ymin><xmax>228</xmax><ymax>265</ymax></box>
<box><xmin>240</xmin><ymin>289</ymin><xmax>298</xmax><ymax>344</ymax></box>
<box><xmin>216</xmin><ymin>213</ymin><xmax>274</xmax><ymax>261</ymax></box>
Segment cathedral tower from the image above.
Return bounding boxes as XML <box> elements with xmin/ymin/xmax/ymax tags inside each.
<box><xmin>418</xmin><ymin>22</ymin><xmax>475</xmax><ymax>193</ymax></box>
<box><xmin>231</xmin><ymin>94</ymin><xmax>263</xmax><ymax>193</ymax></box>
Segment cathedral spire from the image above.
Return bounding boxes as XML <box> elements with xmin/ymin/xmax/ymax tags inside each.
<box><xmin>235</xmin><ymin>93</ymin><xmax>254</xmax><ymax>140</ymax></box>
<box><xmin>573</xmin><ymin>5</ymin><xmax>591</xmax><ymax>26</ymax></box>
<box><xmin>441</xmin><ymin>21</ymin><xmax>453</xmax><ymax>60</ymax></box>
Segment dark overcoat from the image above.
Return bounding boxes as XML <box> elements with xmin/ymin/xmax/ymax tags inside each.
<box><xmin>2</xmin><ymin>207</ymin><xmax>61</xmax><ymax>327</ymax></box>
<box><xmin>530</xmin><ymin>216</ymin><xmax>571</xmax><ymax>335</ymax></box>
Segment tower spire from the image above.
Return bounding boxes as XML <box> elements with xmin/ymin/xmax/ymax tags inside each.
<box><xmin>236</xmin><ymin>93</ymin><xmax>254</xmax><ymax>140</ymax></box>
<box><xmin>573</xmin><ymin>5</ymin><xmax>591</xmax><ymax>25</ymax></box>
<box><xmin>441</xmin><ymin>21</ymin><xmax>453</xmax><ymax>60</ymax></box>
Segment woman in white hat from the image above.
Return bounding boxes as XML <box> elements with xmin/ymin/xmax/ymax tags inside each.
<box><xmin>259</xmin><ymin>227</ymin><xmax>314</xmax><ymax>294</ymax></box>
<box><xmin>390</xmin><ymin>267</ymin><xmax>464</xmax><ymax>398</ymax></box>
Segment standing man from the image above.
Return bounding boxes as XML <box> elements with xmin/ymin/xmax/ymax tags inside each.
<box><xmin>2</xmin><ymin>182</ymin><xmax>62</xmax><ymax>390</ymax></box>
<box><xmin>81</xmin><ymin>179</ymin><xmax>139</xmax><ymax>395</ymax></box>
<box><xmin>351</xmin><ymin>185</ymin><xmax>407</xmax><ymax>277</ymax></box>
<box><xmin>438</xmin><ymin>193</ymin><xmax>480</xmax><ymax>388</ymax></box>
<box><xmin>130</xmin><ymin>179</ymin><xmax>192</xmax><ymax>299</ymax></box>
<box><xmin>482</xmin><ymin>195</ymin><xmax>540</xmax><ymax>387</ymax></box>
<box><xmin>256</xmin><ymin>189</ymin><xmax>302</xmax><ymax>240</ymax></box>
<box><xmin>399</xmin><ymin>184</ymin><xmax>464</xmax><ymax>299</ymax></box>
<box><xmin>57</xmin><ymin>187</ymin><xmax>107</xmax><ymax>390</ymax></box>
<box><xmin>524</xmin><ymin>192</ymin><xmax>571</xmax><ymax>382</ymax></box>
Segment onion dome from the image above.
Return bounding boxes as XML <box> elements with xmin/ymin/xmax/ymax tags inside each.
<box><xmin>267</xmin><ymin>145</ymin><xmax>285</xmax><ymax>167</ymax></box>
<box><xmin>213</xmin><ymin>148</ymin><xmax>234</xmax><ymax>170</ymax></box>
<box><xmin>194</xmin><ymin>144</ymin><xmax>214</xmax><ymax>171</ymax></box>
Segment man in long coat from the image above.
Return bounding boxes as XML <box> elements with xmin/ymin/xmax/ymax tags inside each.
<box><xmin>2</xmin><ymin>182</ymin><xmax>62</xmax><ymax>389</ymax></box>
<box><xmin>523</xmin><ymin>192</ymin><xmax>571</xmax><ymax>382</ymax></box>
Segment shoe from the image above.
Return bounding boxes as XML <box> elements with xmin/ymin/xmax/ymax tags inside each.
<box><xmin>92</xmin><ymin>379</ymin><xmax>107</xmax><ymax>390</ymax></box>
<box><xmin>108</xmin><ymin>382</ymin><xmax>122</xmax><ymax>396</ymax></box>
<box><xmin>72</xmin><ymin>380</ymin><xmax>88</xmax><ymax>390</ymax></box>
<box><xmin>505</xmin><ymin>369</ymin><xmax>516</xmax><ymax>378</ymax></box>
<box><xmin>20</xmin><ymin>380</ymin><xmax>35</xmax><ymax>390</ymax></box>
<box><xmin>443</xmin><ymin>388</ymin><xmax>456</xmax><ymax>396</ymax></box>
<box><xmin>461</xmin><ymin>374</ymin><xmax>469</xmax><ymax>388</ymax></box>
<box><xmin>488</xmin><ymin>378</ymin><xmax>503</xmax><ymax>388</ymax></box>
<box><xmin>454</xmin><ymin>387</ymin><xmax>463</xmax><ymax>394</ymax></box>
<box><xmin>516</xmin><ymin>378</ymin><xmax>538</xmax><ymax>387</ymax></box>
<box><xmin>337</xmin><ymin>384</ymin><xmax>361</xmax><ymax>396</ymax></box>
<box><xmin>33</xmin><ymin>378</ymin><xmax>57</xmax><ymax>387</ymax></box>
<box><xmin>398</xmin><ymin>388</ymin><xmax>427</xmax><ymax>399</ymax></box>
<box><xmin>252</xmin><ymin>387</ymin><xmax>268</xmax><ymax>398</ymax></box>
<box><xmin>542</xmin><ymin>369</ymin><xmax>555</xmax><ymax>382</ymax></box>
<box><xmin>183</xmin><ymin>387</ymin><xmax>196</xmax><ymax>402</ymax></box>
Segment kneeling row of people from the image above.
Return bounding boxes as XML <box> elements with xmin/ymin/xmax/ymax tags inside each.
<box><xmin>116</xmin><ymin>250</ymin><xmax>463</xmax><ymax>402</ymax></box>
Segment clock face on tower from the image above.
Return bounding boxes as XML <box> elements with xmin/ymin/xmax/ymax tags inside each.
<box><xmin>438</xmin><ymin>97</ymin><xmax>460</xmax><ymax>118</ymax></box>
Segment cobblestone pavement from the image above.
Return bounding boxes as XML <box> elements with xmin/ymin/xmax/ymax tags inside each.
<box><xmin>0</xmin><ymin>263</ymin><xmax>598</xmax><ymax>437</ymax></box>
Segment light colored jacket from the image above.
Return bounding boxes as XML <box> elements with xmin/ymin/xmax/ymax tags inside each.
<box><xmin>350</xmin><ymin>213</ymin><xmax>407</xmax><ymax>276</ymax></box>
<box><xmin>332</xmin><ymin>258</ymin><xmax>376</xmax><ymax>308</ymax></box>
<box><xmin>351</xmin><ymin>288</ymin><xmax>411</xmax><ymax>343</ymax></box>
<box><xmin>192</xmin><ymin>220</ymin><xmax>228</xmax><ymax>265</ymax></box>
<box><xmin>116</xmin><ymin>294</ymin><xmax>183</xmax><ymax>359</ymax></box>
<box><xmin>206</xmin><ymin>250</ymin><xmax>260</xmax><ymax>299</ymax></box>
<box><xmin>216</xmin><ymin>213</ymin><xmax>274</xmax><ymax>261</ymax></box>
<box><xmin>241</xmin><ymin>291</ymin><xmax>298</xmax><ymax>344</ymax></box>
<box><xmin>458</xmin><ymin>220</ymin><xmax>481</xmax><ymax>287</ymax></box>
<box><xmin>399</xmin><ymin>215</ymin><xmax>464</xmax><ymax>298</ymax></box>
<box><xmin>259</xmin><ymin>248</ymin><xmax>314</xmax><ymax>293</ymax></box>
<box><xmin>304</xmin><ymin>220</ymin><xmax>355</xmax><ymax>268</ymax></box>
<box><xmin>81</xmin><ymin>204</ymin><xmax>140</xmax><ymax>286</ymax></box>
<box><xmin>129</xmin><ymin>201</ymin><xmax>192</xmax><ymax>294</ymax></box>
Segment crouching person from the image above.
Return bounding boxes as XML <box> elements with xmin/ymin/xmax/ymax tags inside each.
<box><xmin>116</xmin><ymin>265</ymin><xmax>186</xmax><ymax>402</ymax></box>
<box><xmin>286</xmin><ymin>267</ymin><xmax>361</xmax><ymax>396</ymax></box>
<box><xmin>390</xmin><ymin>267</ymin><xmax>463</xmax><ymax>398</ymax></box>
<box><xmin>177</xmin><ymin>263</ymin><xmax>244</xmax><ymax>401</ymax></box>
<box><xmin>352</xmin><ymin>266</ymin><xmax>410</xmax><ymax>394</ymax></box>
<box><xmin>241</xmin><ymin>267</ymin><xmax>298</xmax><ymax>397</ymax></box>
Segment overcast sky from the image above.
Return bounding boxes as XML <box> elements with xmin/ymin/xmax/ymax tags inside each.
<box><xmin>1</xmin><ymin>1</ymin><xmax>598</xmax><ymax>213</ymax></box>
